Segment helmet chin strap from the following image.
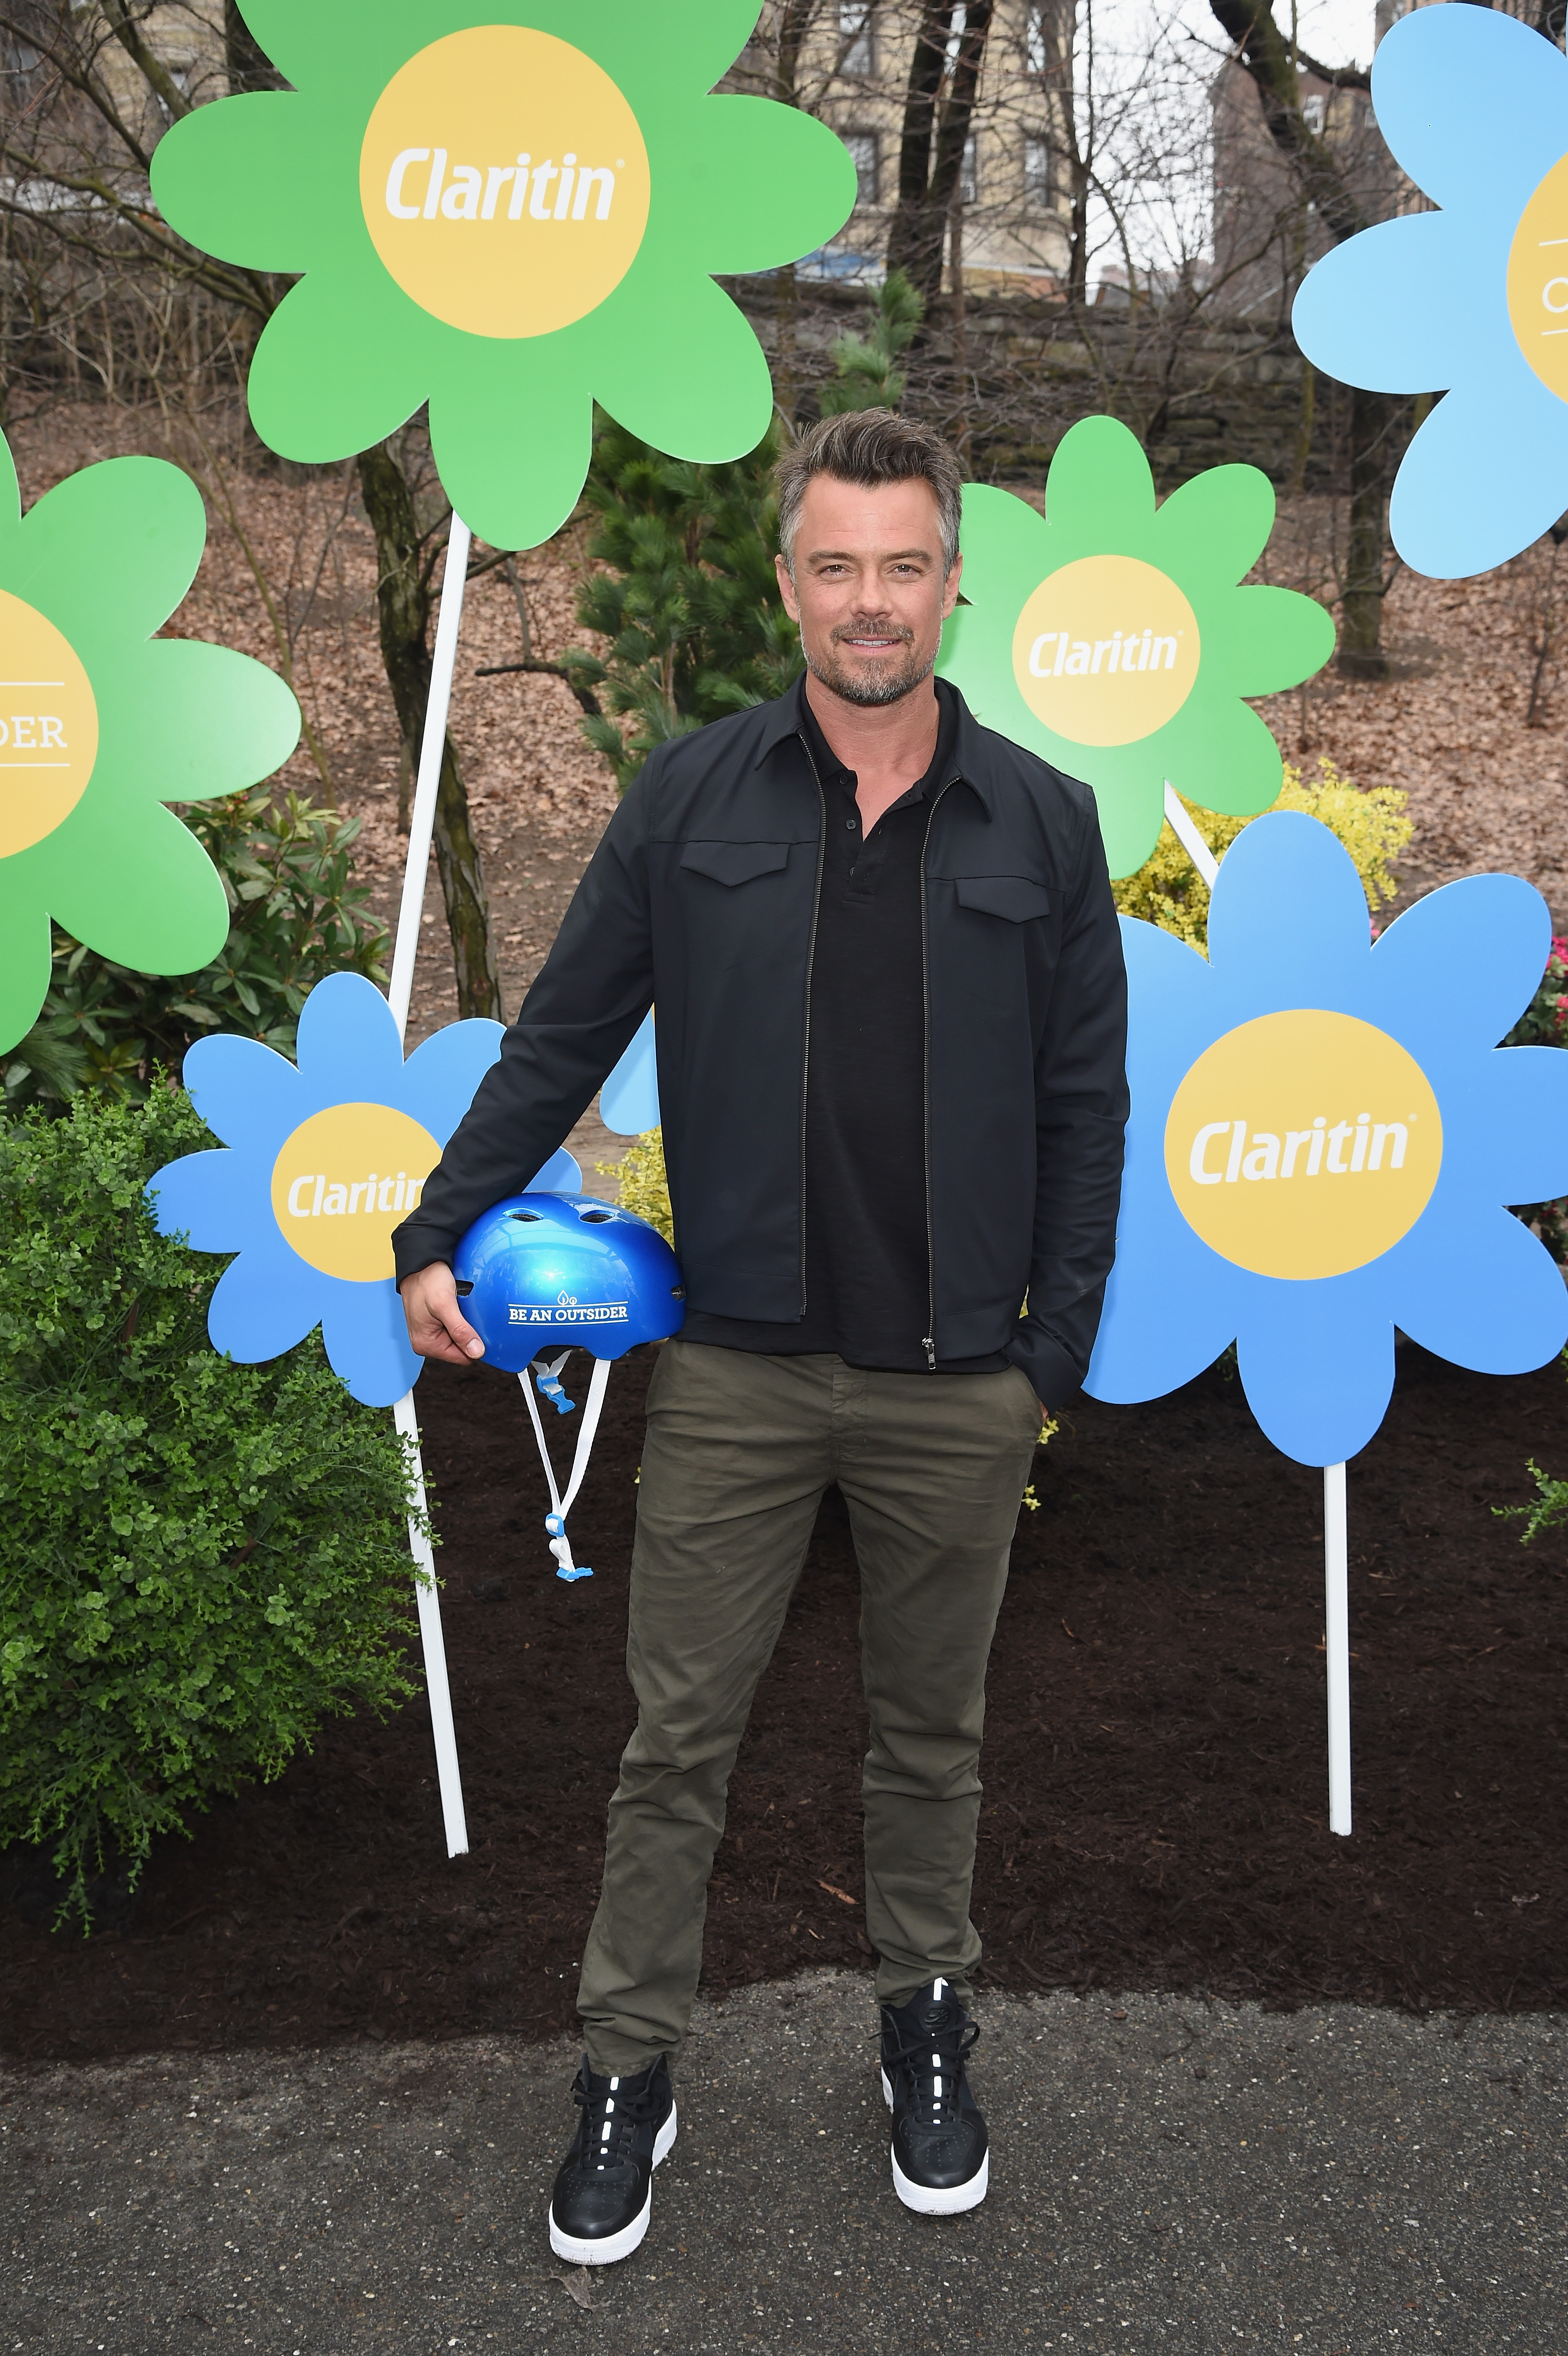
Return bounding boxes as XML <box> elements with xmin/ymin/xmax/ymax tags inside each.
<box><xmin>517</xmin><ymin>1353</ymin><xmax>612</xmax><ymax>1581</ymax></box>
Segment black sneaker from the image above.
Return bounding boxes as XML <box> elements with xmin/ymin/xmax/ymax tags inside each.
<box><xmin>879</xmin><ymin>1977</ymin><xmax>989</xmax><ymax>2214</ymax></box>
<box><xmin>548</xmin><ymin>2053</ymin><xmax>677</xmax><ymax>2265</ymax></box>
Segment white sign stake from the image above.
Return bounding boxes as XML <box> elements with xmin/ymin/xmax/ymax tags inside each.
<box><xmin>387</xmin><ymin>514</ymin><xmax>474</xmax><ymax>1858</ymax></box>
<box><xmin>1163</xmin><ymin>779</ymin><xmax>1220</xmax><ymax>889</ymax></box>
<box><xmin>1163</xmin><ymin>782</ymin><xmax>1353</xmax><ymax>1835</ymax></box>
<box><xmin>1324</xmin><ymin>1460</ymin><xmax>1352</xmax><ymax>1835</ymax></box>
<box><xmin>389</xmin><ymin>516</ymin><xmax>473</xmax><ymax>1037</ymax></box>
<box><xmin>395</xmin><ymin>1387</ymin><xmax>467</xmax><ymax>1856</ymax></box>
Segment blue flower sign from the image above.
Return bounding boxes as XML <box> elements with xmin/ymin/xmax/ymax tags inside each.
<box><xmin>599</xmin><ymin>1008</ymin><xmax>659</xmax><ymax>1134</ymax></box>
<box><xmin>1292</xmin><ymin>4</ymin><xmax>1568</xmax><ymax>578</ymax></box>
<box><xmin>1087</xmin><ymin>814</ymin><xmax>1568</xmax><ymax>1465</ymax></box>
<box><xmin>149</xmin><ymin>971</ymin><xmax>578</xmax><ymax>1407</ymax></box>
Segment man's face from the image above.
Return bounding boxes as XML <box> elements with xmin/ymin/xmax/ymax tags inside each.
<box><xmin>776</xmin><ymin>474</ymin><xmax>962</xmax><ymax>708</ymax></box>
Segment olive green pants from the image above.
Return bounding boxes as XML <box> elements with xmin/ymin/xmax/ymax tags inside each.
<box><xmin>576</xmin><ymin>1339</ymin><xmax>1042</xmax><ymax>2073</ymax></box>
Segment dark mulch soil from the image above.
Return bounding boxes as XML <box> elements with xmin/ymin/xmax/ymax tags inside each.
<box><xmin>5</xmin><ymin>1340</ymin><xmax>1568</xmax><ymax>2062</ymax></box>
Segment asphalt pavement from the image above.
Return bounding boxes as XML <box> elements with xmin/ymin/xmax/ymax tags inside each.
<box><xmin>3</xmin><ymin>1971</ymin><xmax>1563</xmax><ymax>2354</ymax></box>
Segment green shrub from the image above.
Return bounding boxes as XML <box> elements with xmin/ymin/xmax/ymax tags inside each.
<box><xmin>1504</xmin><ymin>933</ymin><xmax>1568</xmax><ymax>1050</ymax></box>
<box><xmin>0</xmin><ymin>1088</ymin><xmax>422</xmax><ymax>1925</ymax></box>
<box><xmin>1111</xmin><ymin>758</ymin><xmax>1412</xmax><ymax>947</ymax></box>
<box><xmin>1495</xmin><ymin>1458</ymin><xmax>1568</xmax><ymax>1545</ymax></box>
<box><xmin>3</xmin><ymin>789</ymin><xmax>388</xmax><ymax>1113</ymax></box>
<box><xmin>817</xmin><ymin>269</ymin><xmax>924</xmax><ymax>414</ymax></box>
<box><xmin>565</xmin><ymin>414</ymin><xmax>804</xmax><ymax>791</ymax></box>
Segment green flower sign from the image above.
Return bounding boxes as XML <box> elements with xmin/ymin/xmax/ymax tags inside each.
<box><xmin>938</xmin><ymin>418</ymin><xmax>1335</xmax><ymax>878</ymax></box>
<box><xmin>150</xmin><ymin>2</ymin><xmax>857</xmax><ymax>551</ymax></box>
<box><xmin>0</xmin><ymin>438</ymin><xmax>300</xmax><ymax>1056</ymax></box>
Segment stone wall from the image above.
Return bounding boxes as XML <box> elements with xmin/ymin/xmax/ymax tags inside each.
<box><xmin>728</xmin><ymin>273</ymin><xmax>1371</xmax><ymax>498</ymax></box>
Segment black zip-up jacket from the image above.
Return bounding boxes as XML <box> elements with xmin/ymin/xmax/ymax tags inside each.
<box><xmin>393</xmin><ymin>676</ymin><xmax>1130</xmax><ymax>1409</ymax></box>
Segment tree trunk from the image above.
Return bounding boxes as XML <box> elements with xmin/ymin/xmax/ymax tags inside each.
<box><xmin>764</xmin><ymin>3</ymin><xmax>818</xmax><ymax>416</ymax></box>
<box><xmin>949</xmin><ymin>194</ymin><xmax>971</xmax><ymax>467</ymax></box>
<box><xmin>1208</xmin><ymin>0</ymin><xmax>1391</xmax><ymax>669</ymax></box>
<box><xmin>774</xmin><ymin>260</ymin><xmax>799</xmax><ymax>421</ymax></box>
<box><xmin>886</xmin><ymin>2</ymin><xmax>994</xmax><ymax>314</ymax></box>
<box><xmin>1066</xmin><ymin>158</ymin><xmax>1089</xmax><ymax>309</ymax></box>
<box><xmin>1338</xmin><ymin>385</ymin><xmax>1394</xmax><ymax>679</ymax></box>
<box><xmin>356</xmin><ymin>443</ymin><xmax>502</xmax><ymax>1022</ymax></box>
<box><xmin>886</xmin><ymin>6</ymin><xmax>952</xmax><ymax>302</ymax></box>
<box><xmin>1041</xmin><ymin>0</ymin><xmax>1089</xmax><ymax>308</ymax></box>
<box><xmin>1287</xmin><ymin>358</ymin><xmax>1315</xmax><ymax>499</ymax></box>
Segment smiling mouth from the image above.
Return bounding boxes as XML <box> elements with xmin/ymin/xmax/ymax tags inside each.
<box><xmin>838</xmin><ymin>633</ymin><xmax>907</xmax><ymax>653</ymax></box>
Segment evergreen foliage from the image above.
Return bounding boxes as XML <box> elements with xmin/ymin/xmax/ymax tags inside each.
<box><xmin>564</xmin><ymin>416</ymin><xmax>804</xmax><ymax>792</ymax></box>
<box><xmin>0</xmin><ymin>1088</ymin><xmax>422</xmax><ymax>1924</ymax></box>
<box><xmin>817</xmin><ymin>269</ymin><xmax>925</xmax><ymax>414</ymax></box>
<box><xmin>566</xmin><ymin>276</ymin><xmax>926</xmax><ymax>794</ymax></box>
<box><xmin>4</xmin><ymin>791</ymin><xmax>388</xmax><ymax>1112</ymax></box>
<box><xmin>1503</xmin><ymin>935</ymin><xmax>1568</xmax><ymax>1051</ymax></box>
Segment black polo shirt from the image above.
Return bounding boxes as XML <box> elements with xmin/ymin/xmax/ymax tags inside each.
<box><xmin>682</xmin><ymin>678</ymin><xmax>1009</xmax><ymax>1374</ymax></box>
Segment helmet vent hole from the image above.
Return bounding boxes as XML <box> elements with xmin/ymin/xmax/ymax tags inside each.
<box><xmin>509</xmin><ymin>1211</ymin><xmax>543</xmax><ymax>1222</ymax></box>
<box><xmin>578</xmin><ymin>1210</ymin><xmax>613</xmax><ymax>1223</ymax></box>
<box><xmin>454</xmin><ymin>1280</ymin><xmax>474</xmax><ymax>1296</ymax></box>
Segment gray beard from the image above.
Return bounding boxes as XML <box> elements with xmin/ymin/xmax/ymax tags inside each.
<box><xmin>803</xmin><ymin>636</ymin><xmax>936</xmax><ymax>708</ymax></box>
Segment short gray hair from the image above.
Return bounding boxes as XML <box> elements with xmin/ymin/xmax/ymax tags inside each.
<box><xmin>775</xmin><ymin>409</ymin><xmax>963</xmax><ymax>578</ymax></box>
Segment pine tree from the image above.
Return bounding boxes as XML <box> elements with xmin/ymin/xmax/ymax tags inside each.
<box><xmin>565</xmin><ymin>415</ymin><xmax>803</xmax><ymax>792</ymax></box>
<box><xmin>817</xmin><ymin>270</ymin><xmax>924</xmax><ymax>415</ymax></box>
<box><xmin>566</xmin><ymin>272</ymin><xmax>927</xmax><ymax>794</ymax></box>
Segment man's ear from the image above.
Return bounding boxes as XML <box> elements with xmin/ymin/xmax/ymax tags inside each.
<box><xmin>775</xmin><ymin>551</ymin><xmax>801</xmax><ymax>622</ymax></box>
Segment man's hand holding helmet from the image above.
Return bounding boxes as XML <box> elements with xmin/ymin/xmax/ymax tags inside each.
<box><xmin>399</xmin><ymin>1262</ymin><xmax>486</xmax><ymax>1364</ymax></box>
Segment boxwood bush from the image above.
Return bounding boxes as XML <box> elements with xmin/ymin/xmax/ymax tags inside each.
<box><xmin>0</xmin><ymin>1086</ymin><xmax>423</xmax><ymax>1925</ymax></box>
<box><xmin>3</xmin><ymin>789</ymin><xmax>388</xmax><ymax>1113</ymax></box>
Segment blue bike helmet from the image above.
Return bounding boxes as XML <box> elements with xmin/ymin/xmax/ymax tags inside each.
<box><xmin>454</xmin><ymin>1192</ymin><xmax>685</xmax><ymax>1374</ymax></box>
<box><xmin>453</xmin><ymin>1192</ymin><xmax>685</xmax><ymax>1585</ymax></box>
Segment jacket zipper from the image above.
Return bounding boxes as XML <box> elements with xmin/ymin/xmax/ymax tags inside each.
<box><xmin>795</xmin><ymin>730</ymin><xmax>829</xmax><ymax>1319</ymax></box>
<box><xmin>920</xmin><ymin>774</ymin><xmax>960</xmax><ymax>1370</ymax></box>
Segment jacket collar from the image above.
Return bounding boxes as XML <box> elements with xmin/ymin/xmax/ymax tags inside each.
<box><xmin>753</xmin><ymin>669</ymin><xmax>994</xmax><ymax>818</ymax></box>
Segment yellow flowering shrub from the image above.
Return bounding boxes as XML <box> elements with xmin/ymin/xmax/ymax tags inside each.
<box><xmin>1112</xmin><ymin>758</ymin><xmax>1412</xmax><ymax>949</ymax></box>
<box><xmin>600</xmin><ymin>1126</ymin><xmax>675</xmax><ymax>1247</ymax></box>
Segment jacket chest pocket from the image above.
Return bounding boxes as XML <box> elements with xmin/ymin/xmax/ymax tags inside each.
<box><xmin>953</xmin><ymin>874</ymin><xmax>1051</xmax><ymax>924</ymax></box>
<box><xmin>680</xmin><ymin>840</ymin><xmax>792</xmax><ymax>887</ymax></box>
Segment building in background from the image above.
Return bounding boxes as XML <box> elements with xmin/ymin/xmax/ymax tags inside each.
<box><xmin>1208</xmin><ymin>0</ymin><xmax>1469</xmax><ymax>323</ymax></box>
<box><xmin>728</xmin><ymin>3</ymin><xmax>1078</xmax><ymax>294</ymax></box>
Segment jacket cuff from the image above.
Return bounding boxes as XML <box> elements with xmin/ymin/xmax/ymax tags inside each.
<box><xmin>392</xmin><ymin>1214</ymin><xmax>457</xmax><ymax>1289</ymax></box>
<box><xmin>1005</xmin><ymin>1323</ymin><xmax>1084</xmax><ymax>1411</ymax></box>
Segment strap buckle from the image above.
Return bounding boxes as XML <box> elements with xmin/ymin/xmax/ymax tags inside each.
<box><xmin>532</xmin><ymin>1351</ymin><xmax>577</xmax><ymax>1415</ymax></box>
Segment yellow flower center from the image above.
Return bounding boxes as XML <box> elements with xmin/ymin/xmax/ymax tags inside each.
<box><xmin>0</xmin><ymin>588</ymin><xmax>98</xmax><ymax>859</ymax></box>
<box><xmin>359</xmin><ymin>27</ymin><xmax>652</xmax><ymax>340</ymax></box>
<box><xmin>271</xmin><ymin>1102</ymin><xmax>441</xmax><ymax>1283</ymax></box>
<box><xmin>1508</xmin><ymin>149</ymin><xmax>1568</xmax><ymax>402</ymax></box>
<box><xmin>1164</xmin><ymin>1009</ymin><xmax>1442</xmax><ymax>1279</ymax></box>
<box><xmin>1010</xmin><ymin>554</ymin><xmax>1199</xmax><ymax>747</ymax></box>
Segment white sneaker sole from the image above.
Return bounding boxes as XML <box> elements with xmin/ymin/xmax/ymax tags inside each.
<box><xmin>548</xmin><ymin>2104</ymin><xmax>678</xmax><ymax>2266</ymax></box>
<box><xmin>882</xmin><ymin>2067</ymin><xmax>989</xmax><ymax>2215</ymax></box>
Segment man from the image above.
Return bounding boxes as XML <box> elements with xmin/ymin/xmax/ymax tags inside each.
<box><xmin>395</xmin><ymin>409</ymin><xmax>1128</xmax><ymax>2263</ymax></box>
